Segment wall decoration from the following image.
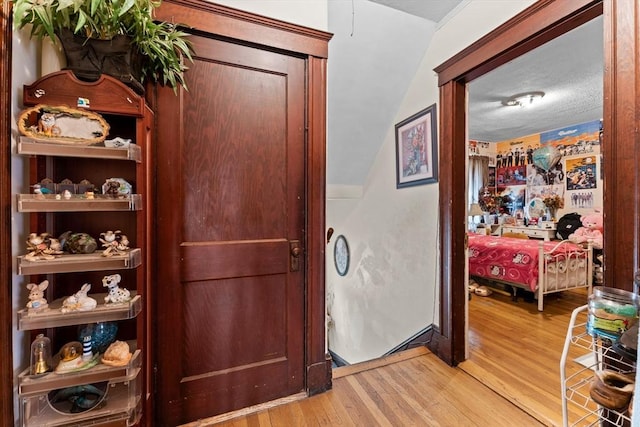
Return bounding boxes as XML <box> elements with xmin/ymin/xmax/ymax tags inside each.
<box><xmin>395</xmin><ymin>104</ymin><xmax>438</xmax><ymax>188</ymax></box>
<box><xmin>496</xmin><ymin>165</ymin><xmax>526</xmax><ymax>188</ymax></box>
<box><xmin>540</xmin><ymin>119</ymin><xmax>601</xmax><ymax>156</ymax></box>
<box><xmin>487</xmin><ymin>167</ymin><xmax>496</xmax><ymax>187</ymax></box>
<box><xmin>498</xmin><ymin>185</ymin><xmax>526</xmax><ymax>217</ymax></box>
<box><xmin>334</xmin><ymin>235</ymin><xmax>350</xmax><ymax>276</ymax></box>
<box><xmin>566</xmin><ymin>156</ymin><xmax>597</xmax><ymax>190</ymax></box>
<box><xmin>568</xmin><ymin>191</ymin><xmax>595</xmax><ymax>209</ymax></box>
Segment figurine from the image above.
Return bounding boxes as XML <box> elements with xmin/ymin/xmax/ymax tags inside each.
<box><xmin>103</xmin><ymin>180</ymin><xmax>122</xmax><ymax>198</ymax></box>
<box><xmin>62</xmin><ymin>189</ymin><xmax>72</xmax><ymax>199</ymax></box>
<box><xmin>104</xmin><ymin>137</ymin><xmax>131</xmax><ymax>148</ymax></box>
<box><xmin>61</xmin><ymin>283</ymin><xmax>97</xmax><ymax>313</ymax></box>
<box><xmin>33</xmin><ymin>184</ymin><xmax>45</xmax><ymax>199</ymax></box>
<box><xmin>54</xmin><ymin>341</ymin><xmax>98</xmax><ymax>373</ymax></box>
<box><xmin>100</xmin><ymin>230</ymin><xmax>130</xmax><ymax>257</ymax></box>
<box><xmin>102</xmin><ymin>178</ymin><xmax>132</xmax><ymax>198</ymax></box>
<box><xmin>37</xmin><ymin>112</ymin><xmax>61</xmax><ymax>137</ymax></box>
<box><xmin>26</xmin><ymin>280</ymin><xmax>49</xmax><ymax>313</ymax></box>
<box><xmin>59</xmin><ymin>231</ymin><xmax>97</xmax><ymax>254</ymax></box>
<box><xmin>101</xmin><ymin>341</ymin><xmax>132</xmax><ymax>367</ymax></box>
<box><xmin>24</xmin><ymin>232</ymin><xmax>63</xmax><ymax>261</ymax></box>
<box><xmin>103</xmin><ymin>274</ymin><xmax>131</xmax><ymax>304</ymax></box>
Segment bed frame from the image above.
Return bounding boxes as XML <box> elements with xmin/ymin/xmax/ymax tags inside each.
<box><xmin>471</xmin><ymin>239</ymin><xmax>593</xmax><ymax>311</ymax></box>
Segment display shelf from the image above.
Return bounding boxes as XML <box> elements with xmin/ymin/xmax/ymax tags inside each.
<box><xmin>17</xmin><ymin>248</ymin><xmax>141</xmax><ymax>275</ymax></box>
<box><xmin>19</xmin><ymin>348</ymin><xmax>141</xmax><ymax>396</ymax></box>
<box><xmin>16</xmin><ymin>71</ymin><xmax>150</xmax><ymax>427</ymax></box>
<box><xmin>18</xmin><ymin>293</ymin><xmax>141</xmax><ymax>330</ymax></box>
<box><xmin>17</xmin><ymin>194</ymin><xmax>142</xmax><ymax>212</ymax></box>
<box><xmin>560</xmin><ymin>305</ymin><xmax>635</xmax><ymax>427</ymax></box>
<box><xmin>18</xmin><ymin>137</ymin><xmax>142</xmax><ymax>162</ymax></box>
<box><xmin>20</xmin><ymin>372</ymin><xmax>141</xmax><ymax>427</ymax></box>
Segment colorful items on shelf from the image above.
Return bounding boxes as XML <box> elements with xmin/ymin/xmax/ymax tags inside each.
<box><xmin>30</xmin><ymin>334</ymin><xmax>53</xmax><ymax>376</ymax></box>
<box><xmin>100</xmin><ymin>230</ymin><xmax>130</xmax><ymax>257</ymax></box>
<box><xmin>103</xmin><ymin>274</ymin><xmax>131</xmax><ymax>304</ymax></box>
<box><xmin>54</xmin><ymin>341</ymin><xmax>99</xmax><ymax>373</ymax></box>
<box><xmin>587</xmin><ymin>286</ymin><xmax>638</xmax><ymax>341</ymax></box>
<box><xmin>101</xmin><ymin>341</ymin><xmax>132</xmax><ymax>367</ymax></box>
<box><xmin>61</xmin><ymin>283</ymin><xmax>97</xmax><ymax>313</ymax></box>
<box><xmin>26</xmin><ymin>280</ymin><xmax>49</xmax><ymax>313</ymax></box>
<box><xmin>24</xmin><ymin>232</ymin><xmax>63</xmax><ymax>261</ymax></box>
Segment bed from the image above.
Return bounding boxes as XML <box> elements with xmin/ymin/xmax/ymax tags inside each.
<box><xmin>468</xmin><ymin>234</ymin><xmax>592</xmax><ymax>311</ymax></box>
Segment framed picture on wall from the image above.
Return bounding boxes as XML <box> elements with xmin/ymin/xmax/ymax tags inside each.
<box><xmin>395</xmin><ymin>104</ymin><xmax>438</xmax><ymax>188</ymax></box>
<box><xmin>488</xmin><ymin>167</ymin><xmax>496</xmax><ymax>187</ymax></box>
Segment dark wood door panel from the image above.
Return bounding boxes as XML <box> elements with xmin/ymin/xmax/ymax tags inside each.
<box><xmin>182</xmin><ymin>274</ymin><xmax>293</xmax><ymax>376</ymax></box>
<box><xmin>155</xmin><ymin>31</ymin><xmax>306</xmax><ymax>423</ymax></box>
<box><xmin>181</xmin><ymin>239</ymin><xmax>289</xmax><ymax>281</ymax></box>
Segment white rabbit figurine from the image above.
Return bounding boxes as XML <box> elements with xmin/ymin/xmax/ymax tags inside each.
<box><xmin>61</xmin><ymin>283</ymin><xmax>97</xmax><ymax>313</ymax></box>
<box><xmin>26</xmin><ymin>280</ymin><xmax>49</xmax><ymax>313</ymax></box>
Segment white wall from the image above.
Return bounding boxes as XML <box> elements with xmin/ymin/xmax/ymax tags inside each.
<box><xmin>11</xmin><ymin>28</ymin><xmax>39</xmax><ymax>423</ymax></box>
<box><xmin>209</xmin><ymin>0</ymin><xmax>328</xmax><ymax>30</ymax></box>
<box><xmin>327</xmin><ymin>0</ymin><xmax>537</xmax><ymax>364</ymax></box>
<box><xmin>9</xmin><ymin>0</ymin><xmax>539</xmax><ymax>390</ymax></box>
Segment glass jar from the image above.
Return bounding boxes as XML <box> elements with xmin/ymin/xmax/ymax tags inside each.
<box><xmin>587</xmin><ymin>287</ymin><xmax>639</xmax><ymax>341</ymax></box>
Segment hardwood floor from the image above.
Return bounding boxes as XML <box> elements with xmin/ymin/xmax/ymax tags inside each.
<box><xmin>181</xmin><ymin>288</ymin><xmax>589</xmax><ymax>426</ymax></box>
<box><xmin>462</xmin><ymin>286</ymin><xmax>591</xmax><ymax>426</ymax></box>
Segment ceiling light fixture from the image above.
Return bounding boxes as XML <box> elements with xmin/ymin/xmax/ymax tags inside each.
<box><xmin>502</xmin><ymin>91</ymin><xmax>545</xmax><ymax>108</ymax></box>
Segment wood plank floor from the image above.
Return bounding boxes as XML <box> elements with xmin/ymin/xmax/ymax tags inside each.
<box><xmin>462</xmin><ymin>286</ymin><xmax>591</xmax><ymax>426</ymax></box>
<box><xmin>183</xmin><ymin>349</ymin><xmax>543</xmax><ymax>426</ymax></box>
<box><xmin>182</xmin><ymin>288</ymin><xmax>590</xmax><ymax>426</ymax></box>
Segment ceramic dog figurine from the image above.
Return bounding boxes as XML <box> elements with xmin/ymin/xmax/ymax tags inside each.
<box><xmin>103</xmin><ymin>274</ymin><xmax>131</xmax><ymax>304</ymax></box>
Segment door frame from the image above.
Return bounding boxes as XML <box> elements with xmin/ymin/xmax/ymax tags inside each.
<box><xmin>0</xmin><ymin>1</ymin><xmax>13</xmax><ymax>424</ymax></box>
<box><xmin>430</xmin><ymin>0</ymin><xmax>640</xmax><ymax>365</ymax></box>
<box><xmin>154</xmin><ymin>0</ymin><xmax>333</xmax><ymax>396</ymax></box>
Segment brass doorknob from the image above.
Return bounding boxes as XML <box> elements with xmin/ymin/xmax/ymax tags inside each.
<box><xmin>291</xmin><ymin>247</ymin><xmax>302</xmax><ymax>257</ymax></box>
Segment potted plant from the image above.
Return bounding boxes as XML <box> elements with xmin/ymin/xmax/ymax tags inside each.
<box><xmin>12</xmin><ymin>0</ymin><xmax>193</xmax><ymax>93</ymax></box>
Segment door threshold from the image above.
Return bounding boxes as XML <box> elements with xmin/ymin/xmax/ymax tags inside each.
<box><xmin>179</xmin><ymin>392</ymin><xmax>308</xmax><ymax>427</ymax></box>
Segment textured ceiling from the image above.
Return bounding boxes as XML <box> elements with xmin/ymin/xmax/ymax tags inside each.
<box><xmin>368</xmin><ymin>1</ymin><xmax>603</xmax><ymax>142</ymax></box>
<box><xmin>468</xmin><ymin>16</ymin><xmax>603</xmax><ymax>142</ymax></box>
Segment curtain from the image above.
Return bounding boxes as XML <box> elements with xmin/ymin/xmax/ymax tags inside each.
<box><xmin>468</xmin><ymin>155</ymin><xmax>490</xmax><ymax>206</ymax></box>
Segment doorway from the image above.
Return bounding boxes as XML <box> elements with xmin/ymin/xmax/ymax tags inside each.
<box><xmin>432</xmin><ymin>0</ymin><xmax>640</xmax><ymax>366</ymax></box>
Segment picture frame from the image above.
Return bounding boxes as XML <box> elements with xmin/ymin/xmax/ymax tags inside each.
<box><xmin>395</xmin><ymin>104</ymin><xmax>438</xmax><ymax>188</ymax></box>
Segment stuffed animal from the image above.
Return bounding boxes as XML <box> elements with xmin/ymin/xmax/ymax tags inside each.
<box><xmin>568</xmin><ymin>211</ymin><xmax>603</xmax><ymax>249</ymax></box>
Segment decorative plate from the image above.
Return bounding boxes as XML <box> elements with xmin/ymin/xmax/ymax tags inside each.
<box><xmin>334</xmin><ymin>235</ymin><xmax>350</xmax><ymax>276</ymax></box>
<box><xmin>18</xmin><ymin>104</ymin><xmax>109</xmax><ymax>145</ymax></box>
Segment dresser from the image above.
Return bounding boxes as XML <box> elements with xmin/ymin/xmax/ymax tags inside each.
<box><xmin>501</xmin><ymin>225</ymin><xmax>556</xmax><ymax>241</ymax></box>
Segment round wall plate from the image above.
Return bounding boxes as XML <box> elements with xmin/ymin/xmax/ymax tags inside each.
<box><xmin>334</xmin><ymin>235</ymin><xmax>350</xmax><ymax>276</ymax></box>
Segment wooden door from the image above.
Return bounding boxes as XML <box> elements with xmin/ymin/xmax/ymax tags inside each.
<box><xmin>154</xmin><ymin>34</ymin><xmax>306</xmax><ymax>425</ymax></box>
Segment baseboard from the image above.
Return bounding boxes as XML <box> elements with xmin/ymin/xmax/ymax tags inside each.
<box><xmin>328</xmin><ymin>349</ymin><xmax>349</xmax><ymax>367</ymax></box>
<box><xmin>383</xmin><ymin>324</ymin><xmax>434</xmax><ymax>356</ymax></box>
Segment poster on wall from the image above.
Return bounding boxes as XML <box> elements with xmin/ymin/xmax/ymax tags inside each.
<box><xmin>526</xmin><ymin>184</ymin><xmax>564</xmax><ymax>219</ymax></box>
<box><xmin>495</xmin><ymin>134</ymin><xmax>540</xmax><ymax>168</ymax></box>
<box><xmin>499</xmin><ymin>185</ymin><xmax>526</xmax><ymax>217</ymax></box>
<box><xmin>496</xmin><ymin>165</ymin><xmax>526</xmax><ymax>188</ymax></box>
<box><xmin>540</xmin><ymin>119</ymin><xmax>601</xmax><ymax>156</ymax></box>
<box><xmin>488</xmin><ymin>167</ymin><xmax>496</xmax><ymax>188</ymax></box>
<box><xmin>566</xmin><ymin>155</ymin><xmax>597</xmax><ymax>190</ymax></box>
<box><xmin>567</xmin><ymin>190</ymin><xmax>595</xmax><ymax>209</ymax></box>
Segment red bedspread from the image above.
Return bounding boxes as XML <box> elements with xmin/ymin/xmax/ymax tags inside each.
<box><xmin>467</xmin><ymin>234</ymin><xmax>582</xmax><ymax>291</ymax></box>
